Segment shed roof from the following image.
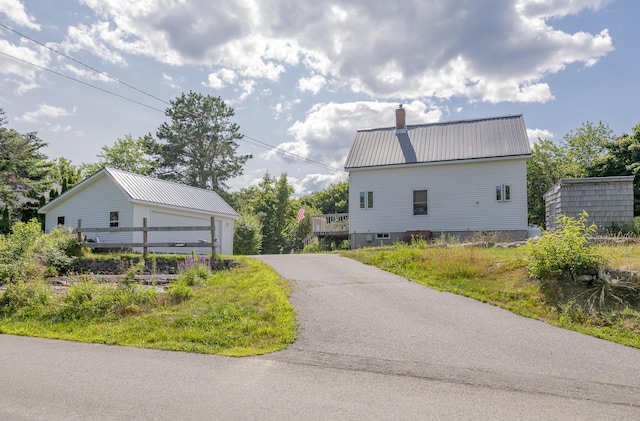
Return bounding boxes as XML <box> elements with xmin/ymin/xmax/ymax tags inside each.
<box><xmin>344</xmin><ymin>114</ymin><xmax>531</xmax><ymax>170</ymax></box>
<box><xmin>39</xmin><ymin>167</ymin><xmax>239</xmax><ymax>218</ymax></box>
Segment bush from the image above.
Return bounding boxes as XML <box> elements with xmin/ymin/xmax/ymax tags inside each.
<box><xmin>0</xmin><ymin>220</ymin><xmax>81</xmax><ymax>280</ymax></box>
<box><xmin>233</xmin><ymin>212</ymin><xmax>263</xmax><ymax>255</ymax></box>
<box><xmin>58</xmin><ymin>280</ymin><xmax>157</xmax><ymax>321</ymax></box>
<box><xmin>526</xmin><ymin>212</ymin><xmax>605</xmax><ymax>280</ymax></box>
<box><xmin>0</xmin><ymin>280</ymin><xmax>54</xmax><ymax>318</ymax></box>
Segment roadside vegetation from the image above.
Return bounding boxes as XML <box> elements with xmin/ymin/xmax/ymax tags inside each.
<box><xmin>0</xmin><ymin>221</ymin><xmax>296</xmax><ymax>356</ymax></box>
<box><xmin>344</xmin><ymin>215</ymin><xmax>640</xmax><ymax>349</ymax></box>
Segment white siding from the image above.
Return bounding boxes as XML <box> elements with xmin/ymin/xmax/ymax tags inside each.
<box><xmin>348</xmin><ymin>158</ymin><xmax>528</xmax><ymax>233</ymax></box>
<box><xmin>43</xmin><ymin>176</ymin><xmax>133</xmax><ymax>243</ymax></box>
<box><xmin>146</xmin><ymin>207</ymin><xmax>232</xmax><ymax>255</ymax></box>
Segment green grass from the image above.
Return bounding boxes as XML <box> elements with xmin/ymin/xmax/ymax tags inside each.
<box><xmin>343</xmin><ymin>243</ymin><xmax>640</xmax><ymax>349</ymax></box>
<box><xmin>0</xmin><ymin>257</ymin><xmax>296</xmax><ymax>356</ymax></box>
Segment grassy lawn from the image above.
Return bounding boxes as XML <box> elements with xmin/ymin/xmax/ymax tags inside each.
<box><xmin>0</xmin><ymin>257</ymin><xmax>296</xmax><ymax>356</ymax></box>
<box><xmin>343</xmin><ymin>242</ymin><xmax>640</xmax><ymax>349</ymax></box>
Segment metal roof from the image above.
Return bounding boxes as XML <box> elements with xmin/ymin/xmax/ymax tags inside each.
<box><xmin>40</xmin><ymin>167</ymin><xmax>239</xmax><ymax>218</ymax></box>
<box><xmin>344</xmin><ymin>114</ymin><xmax>531</xmax><ymax>170</ymax></box>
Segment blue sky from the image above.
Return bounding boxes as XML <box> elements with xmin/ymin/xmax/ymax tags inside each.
<box><xmin>1</xmin><ymin>0</ymin><xmax>638</xmax><ymax>194</ymax></box>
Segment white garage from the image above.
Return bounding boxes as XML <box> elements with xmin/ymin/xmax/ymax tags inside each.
<box><xmin>39</xmin><ymin>167</ymin><xmax>239</xmax><ymax>255</ymax></box>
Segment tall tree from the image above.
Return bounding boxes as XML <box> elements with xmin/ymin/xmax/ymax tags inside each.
<box><xmin>526</xmin><ymin>139</ymin><xmax>568</xmax><ymax>226</ymax></box>
<box><xmin>300</xmin><ymin>180</ymin><xmax>348</xmax><ymax>214</ymax></box>
<box><xmin>51</xmin><ymin>158</ymin><xmax>85</xmax><ymax>194</ymax></box>
<box><xmin>151</xmin><ymin>92</ymin><xmax>251</xmax><ymax>192</ymax></box>
<box><xmin>250</xmin><ymin>173</ymin><xmax>294</xmax><ymax>254</ymax></box>
<box><xmin>588</xmin><ymin>123</ymin><xmax>640</xmax><ymax>214</ymax></box>
<box><xmin>83</xmin><ymin>134</ymin><xmax>157</xmax><ymax>176</ymax></box>
<box><xmin>562</xmin><ymin>121</ymin><xmax>614</xmax><ymax>177</ymax></box>
<box><xmin>526</xmin><ymin>121</ymin><xmax>616</xmax><ymax>226</ymax></box>
<box><xmin>0</xmin><ymin>109</ymin><xmax>51</xmax><ymax>231</ymax></box>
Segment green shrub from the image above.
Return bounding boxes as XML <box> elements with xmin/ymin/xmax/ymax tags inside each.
<box><xmin>166</xmin><ymin>280</ymin><xmax>193</xmax><ymax>303</ymax></box>
<box><xmin>233</xmin><ymin>212</ymin><xmax>263</xmax><ymax>255</ymax></box>
<box><xmin>58</xmin><ymin>280</ymin><xmax>157</xmax><ymax>321</ymax></box>
<box><xmin>302</xmin><ymin>237</ymin><xmax>320</xmax><ymax>253</ymax></box>
<box><xmin>526</xmin><ymin>212</ymin><xmax>605</xmax><ymax>280</ymax></box>
<box><xmin>0</xmin><ymin>221</ymin><xmax>81</xmax><ymax>280</ymax></box>
<box><xmin>0</xmin><ymin>280</ymin><xmax>54</xmax><ymax>318</ymax></box>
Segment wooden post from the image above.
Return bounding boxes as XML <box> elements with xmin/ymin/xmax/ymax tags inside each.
<box><xmin>143</xmin><ymin>218</ymin><xmax>148</xmax><ymax>258</ymax></box>
<box><xmin>77</xmin><ymin>219</ymin><xmax>82</xmax><ymax>243</ymax></box>
<box><xmin>210</xmin><ymin>216</ymin><xmax>216</xmax><ymax>264</ymax></box>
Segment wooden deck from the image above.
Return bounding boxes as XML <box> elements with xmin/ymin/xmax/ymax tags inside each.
<box><xmin>312</xmin><ymin>213</ymin><xmax>349</xmax><ymax>235</ymax></box>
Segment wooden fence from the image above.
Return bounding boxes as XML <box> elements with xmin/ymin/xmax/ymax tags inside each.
<box><xmin>75</xmin><ymin>217</ymin><xmax>217</xmax><ymax>259</ymax></box>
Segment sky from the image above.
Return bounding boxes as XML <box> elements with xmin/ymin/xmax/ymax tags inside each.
<box><xmin>1</xmin><ymin>0</ymin><xmax>638</xmax><ymax>195</ymax></box>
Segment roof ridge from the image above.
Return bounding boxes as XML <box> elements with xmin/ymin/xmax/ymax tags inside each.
<box><xmin>356</xmin><ymin>114</ymin><xmax>523</xmax><ymax>133</ymax></box>
<box><xmin>105</xmin><ymin>167</ymin><xmax>218</xmax><ymax>194</ymax></box>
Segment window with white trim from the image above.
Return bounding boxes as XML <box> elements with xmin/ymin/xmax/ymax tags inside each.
<box><xmin>376</xmin><ymin>233</ymin><xmax>390</xmax><ymax>239</ymax></box>
<box><xmin>495</xmin><ymin>184</ymin><xmax>511</xmax><ymax>202</ymax></box>
<box><xmin>413</xmin><ymin>189</ymin><xmax>428</xmax><ymax>215</ymax></box>
<box><xmin>57</xmin><ymin>216</ymin><xmax>65</xmax><ymax>226</ymax></box>
<box><xmin>360</xmin><ymin>191</ymin><xmax>374</xmax><ymax>209</ymax></box>
<box><xmin>109</xmin><ymin>211</ymin><xmax>119</xmax><ymax>227</ymax></box>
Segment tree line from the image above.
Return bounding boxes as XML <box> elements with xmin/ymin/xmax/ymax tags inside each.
<box><xmin>2</xmin><ymin>92</ymin><xmax>639</xmax><ymax>252</ymax></box>
<box><xmin>0</xmin><ymin>91</ymin><xmax>348</xmax><ymax>254</ymax></box>
<box><xmin>527</xmin><ymin>121</ymin><xmax>640</xmax><ymax>227</ymax></box>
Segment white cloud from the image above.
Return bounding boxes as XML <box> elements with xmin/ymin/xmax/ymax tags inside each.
<box><xmin>18</xmin><ymin>104</ymin><xmax>76</xmax><ymax>123</ymax></box>
<box><xmin>290</xmin><ymin>172</ymin><xmax>348</xmax><ymax>196</ymax></box>
<box><xmin>0</xmin><ymin>39</ymin><xmax>50</xmax><ymax>83</ymax></box>
<box><xmin>162</xmin><ymin>73</ymin><xmax>181</xmax><ymax>89</ymax></box>
<box><xmin>298</xmin><ymin>74</ymin><xmax>326</xmax><ymax>94</ymax></box>
<box><xmin>527</xmin><ymin>128</ymin><xmax>555</xmax><ymax>145</ymax></box>
<box><xmin>0</xmin><ymin>0</ymin><xmax>40</xmax><ymax>30</ymax></box>
<box><xmin>62</xmin><ymin>64</ymin><xmax>113</xmax><ymax>83</ymax></box>
<box><xmin>266</xmin><ymin>101</ymin><xmax>443</xmax><ymax>169</ymax></box>
<box><xmin>236</xmin><ymin>79</ymin><xmax>256</xmax><ymax>102</ymax></box>
<box><xmin>203</xmin><ymin>68</ymin><xmax>237</xmax><ymax>89</ymax></box>
<box><xmin>70</xmin><ymin>0</ymin><xmax>613</xmax><ymax>105</ymax></box>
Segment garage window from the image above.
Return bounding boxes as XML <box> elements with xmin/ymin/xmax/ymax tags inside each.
<box><xmin>109</xmin><ymin>211</ymin><xmax>119</xmax><ymax>227</ymax></box>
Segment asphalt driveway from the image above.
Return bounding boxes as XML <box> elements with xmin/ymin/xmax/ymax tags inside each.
<box><xmin>256</xmin><ymin>254</ymin><xmax>640</xmax><ymax>405</ymax></box>
<box><xmin>1</xmin><ymin>254</ymin><xmax>640</xmax><ymax>420</ymax></box>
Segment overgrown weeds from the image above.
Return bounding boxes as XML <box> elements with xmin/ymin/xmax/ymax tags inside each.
<box><xmin>0</xmin><ymin>257</ymin><xmax>296</xmax><ymax>356</ymax></box>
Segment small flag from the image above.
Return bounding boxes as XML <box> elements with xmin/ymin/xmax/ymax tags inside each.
<box><xmin>297</xmin><ymin>207</ymin><xmax>306</xmax><ymax>223</ymax></box>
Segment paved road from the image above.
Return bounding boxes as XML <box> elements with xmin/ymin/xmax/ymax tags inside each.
<box><xmin>2</xmin><ymin>254</ymin><xmax>640</xmax><ymax>420</ymax></box>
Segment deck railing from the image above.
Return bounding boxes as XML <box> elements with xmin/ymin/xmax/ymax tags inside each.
<box><xmin>311</xmin><ymin>213</ymin><xmax>349</xmax><ymax>235</ymax></box>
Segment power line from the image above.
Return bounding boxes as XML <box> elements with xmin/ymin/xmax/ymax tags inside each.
<box><xmin>242</xmin><ymin>134</ymin><xmax>346</xmax><ymax>173</ymax></box>
<box><xmin>0</xmin><ymin>22</ymin><xmax>170</xmax><ymax>106</ymax></box>
<box><xmin>0</xmin><ymin>26</ymin><xmax>345</xmax><ymax>173</ymax></box>
<box><xmin>0</xmin><ymin>50</ymin><xmax>166</xmax><ymax>112</ymax></box>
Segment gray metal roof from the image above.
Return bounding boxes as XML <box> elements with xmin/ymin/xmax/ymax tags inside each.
<box><xmin>40</xmin><ymin>167</ymin><xmax>239</xmax><ymax>218</ymax></box>
<box><xmin>106</xmin><ymin>168</ymin><xmax>239</xmax><ymax>217</ymax></box>
<box><xmin>344</xmin><ymin>114</ymin><xmax>531</xmax><ymax>170</ymax></box>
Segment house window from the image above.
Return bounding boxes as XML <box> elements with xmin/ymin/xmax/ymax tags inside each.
<box><xmin>496</xmin><ymin>185</ymin><xmax>511</xmax><ymax>202</ymax></box>
<box><xmin>57</xmin><ymin>216</ymin><xmax>65</xmax><ymax>226</ymax></box>
<box><xmin>376</xmin><ymin>233</ymin><xmax>390</xmax><ymax>240</ymax></box>
<box><xmin>109</xmin><ymin>211</ymin><xmax>119</xmax><ymax>227</ymax></box>
<box><xmin>413</xmin><ymin>190</ymin><xmax>428</xmax><ymax>215</ymax></box>
<box><xmin>360</xmin><ymin>191</ymin><xmax>374</xmax><ymax>209</ymax></box>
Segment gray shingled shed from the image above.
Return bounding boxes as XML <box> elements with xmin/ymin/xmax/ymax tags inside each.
<box><xmin>544</xmin><ymin>176</ymin><xmax>635</xmax><ymax>232</ymax></box>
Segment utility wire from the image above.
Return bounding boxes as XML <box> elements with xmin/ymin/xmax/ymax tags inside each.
<box><xmin>0</xmin><ymin>25</ymin><xmax>345</xmax><ymax>173</ymax></box>
<box><xmin>0</xmin><ymin>22</ymin><xmax>170</xmax><ymax>106</ymax></box>
<box><xmin>0</xmin><ymin>50</ymin><xmax>166</xmax><ymax>112</ymax></box>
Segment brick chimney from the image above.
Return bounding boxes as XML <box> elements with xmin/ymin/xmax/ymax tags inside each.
<box><xmin>395</xmin><ymin>104</ymin><xmax>406</xmax><ymax>130</ymax></box>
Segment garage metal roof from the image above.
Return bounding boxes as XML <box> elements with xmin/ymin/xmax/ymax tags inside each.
<box><xmin>39</xmin><ymin>167</ymin><xmax>239</xmax><ymax>218</ymax></box>
<box><xmin>344</xmin><ymin>114</ymin><xmax>531</xmax><ymax>170</ymax></box>
<box><xmin>106</xmin><ymin>168</ymin><xmax>239</xmax><ymax>217</ymax></box>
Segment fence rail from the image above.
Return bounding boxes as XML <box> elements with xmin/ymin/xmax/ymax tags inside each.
<box><xmin>75</xmin><ymin>217</ymin><xmax>217</xmax><ymax>259</ymax></box>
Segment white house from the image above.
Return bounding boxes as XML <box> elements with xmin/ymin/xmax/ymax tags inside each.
<box><xmin>38</xmin><ymin>167</ymin><xmax>238</xmax><ymax>255</ymax></box>
<box><xmin>344</xmin><ymin>106</ymin><xmax>532</xmax><ymax>247</ymax></box>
